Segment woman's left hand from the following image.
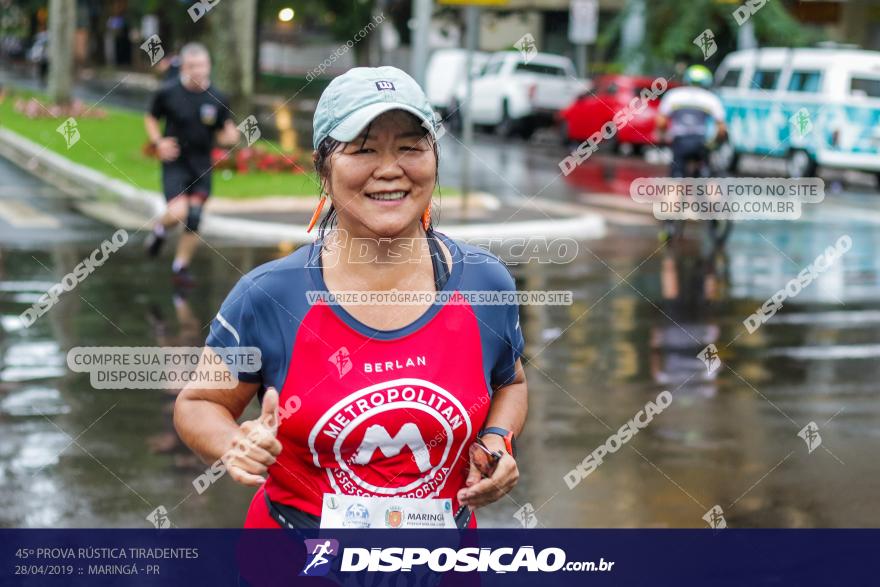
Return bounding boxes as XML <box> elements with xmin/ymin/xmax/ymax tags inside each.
<box><xmin>456</xmin><ymin>435</ymin><xmax>519</xmax><ymax>509</ymax></box>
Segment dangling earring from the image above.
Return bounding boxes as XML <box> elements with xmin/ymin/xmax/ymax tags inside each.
<box><xmin>307</xmin><ymin>193</ymin><xmax>327</xmax><ymax>233</ymax></box>
<box><xmin>421</xmin><ymin>204</ymin><xmax>432</xmax><ymax>231</ymax></box>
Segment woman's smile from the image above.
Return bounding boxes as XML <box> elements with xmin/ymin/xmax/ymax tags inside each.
<box><xmin>364</xmin><ymin>189</ymin><xmax>410</xmax><ymax>204</ymax></box>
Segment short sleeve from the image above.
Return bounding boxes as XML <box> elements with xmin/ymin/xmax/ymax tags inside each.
<box><xmin>457</xmin><ymin>241</ymin><xmax>526</xmax><ymax>390</ymax></box>
<box><xmin>205</xmin><ymin>277</ymin><xmax>262</xmax><ymax>383</ymax></box>
<box><xmin>658</xmin><ymin>91</ymin><xmax>674</xmax><ymax>116</ymax></box>
<box><xmin>490</xmin><ymin>299</ymin><xmax>524</xmax><ymax>388</ymax></box>
<box><xmin>214</xmin><ymin>92</ymin><xmax>231</xmax><ymax>129</ymax></box>
<box><xmin>149</xmin><ymin>88</ymin><xmax>166</xmax><ymax>120</ymax></box>
<box><xmin>710</xmin><ymin>94</ymin><xmax>726</xmax><ymax>121</ymax></box>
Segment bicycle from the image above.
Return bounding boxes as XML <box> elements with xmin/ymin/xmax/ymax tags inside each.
<box><xmin>659</xmin><ymin>138</ymin><xmax>733</xmax><ymax>248</ymax></box>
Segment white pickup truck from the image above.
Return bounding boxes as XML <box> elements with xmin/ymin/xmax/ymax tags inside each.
<box><xmin>451</xmin><ymin>51</ymin><xmax>589</xmax><ymax>138</ymax></box>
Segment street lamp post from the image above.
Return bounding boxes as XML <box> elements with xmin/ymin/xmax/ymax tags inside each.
<box><xmin>411</xmin><ymin>0</ymin><xmax>432</xmax><ymax>88</ymax></box>
<box><xmin>460</xmin><ymin>5</ymin><xmax>479</xmax><ymax>214</ymax></box>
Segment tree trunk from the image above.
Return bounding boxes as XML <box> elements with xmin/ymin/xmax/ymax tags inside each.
<box><xmin>48</xmin><ymin>0</ymin><xmax>76</xmax><ymax>105</ymax></box>
<box><xmin>209</xmin><ymin>0</ymin><xmax>257</xmax><ymax>117</ymax></box>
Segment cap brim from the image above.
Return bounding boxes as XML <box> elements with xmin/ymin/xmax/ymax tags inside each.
<box><xmin>329</xmin><ymin>102</ymin><xmax>435</xmax><ymax>143</ymax></box>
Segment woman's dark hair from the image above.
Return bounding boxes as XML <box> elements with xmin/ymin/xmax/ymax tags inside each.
<box><xmin>313</xmin><ymin>113</ymin><xmax>441</xmax><ymax>238</ymax></box>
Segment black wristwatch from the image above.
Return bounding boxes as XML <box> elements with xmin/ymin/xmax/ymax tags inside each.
<box><xmin>478</xmin><ymin>427</ymin><xmax>516</xmax><ymax>458</ymax></box>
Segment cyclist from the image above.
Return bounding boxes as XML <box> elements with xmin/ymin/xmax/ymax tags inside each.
<box><xmin>656</xmin><ymin>64</ymin><xmax>729</xmax><ymax>244</ymax></box>
<box><xmin>174</xmin><ymin>66</ymin><xmax>528</xmax><ymax>529</ymax></box>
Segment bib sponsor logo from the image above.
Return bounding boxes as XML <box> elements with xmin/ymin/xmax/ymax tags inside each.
<box><xmin>363</xmin><ymin>355</ymin><xmax>426</xmax><ymax>374</ymax></box>
<box><xmin>385</xmin><ymin>506</ymin><xmax>403</xmax><ymax>528</ymax></box>
<box><xmin>308</xmin><ymin>378</ymin><xmax>472</xmax><ymax>498</ymax></box>
<box><xmin>343</xmin><ymin>504</ymin><xmax>370</xmax><ymax>528</ymax></box>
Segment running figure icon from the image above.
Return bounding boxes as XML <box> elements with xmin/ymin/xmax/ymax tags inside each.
<box><xmin>301</xmin><ymin>539</ymin><xmax>337</xmax><ymax>576</ymax></box>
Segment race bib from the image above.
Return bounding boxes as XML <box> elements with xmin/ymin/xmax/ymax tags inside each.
<box><xmin>320</xmin><ymin>493</ymin><xmax>456</xmax><ymax>529</ymax></box>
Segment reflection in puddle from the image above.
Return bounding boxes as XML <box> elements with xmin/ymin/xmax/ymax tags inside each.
<box><xmin>10</xmin><ymin>430</ymin><xmax>70</xmax><ymax>472</ymax></box>
<box><xmin>0</xmin><ymin>386</ymin><xmax>69</xmax><ymax>416</ymax></box>
<box><xmin>1</xmin><ymin>341</ymin><xmax>65</xmax><ymax>382</ymax></box>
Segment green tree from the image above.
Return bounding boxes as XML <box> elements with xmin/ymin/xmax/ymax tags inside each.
<box><xmin>652</xmin><ymin>0</ymin><xmax>809</xmax><ymax>66</ymax></box>
<box><xmin>597</xmin><ymin>0</ymin><xmax>814</xmax><ymax>74</ymax></box>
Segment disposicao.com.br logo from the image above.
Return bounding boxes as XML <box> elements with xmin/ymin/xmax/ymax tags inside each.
<box><xmin>300</xmin><ymin>539</ymin><xmax>614</xmax><ymax>574</ymax></box>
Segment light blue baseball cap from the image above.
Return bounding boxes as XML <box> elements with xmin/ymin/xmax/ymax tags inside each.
<box><xmin>312</xmin><ymin>66</ymin><xmax>439</xmax><ymax>150</ymax></box>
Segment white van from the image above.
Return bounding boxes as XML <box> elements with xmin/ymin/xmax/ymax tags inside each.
<box><xmin>714</xmin><ymin>46</ymin><xmax>880</xmax><ymax>179</ymax></box>
<box><xmin>425</xmin><ymin>49</ymin><xmax>489</xmax><ymax>116</ymax></box>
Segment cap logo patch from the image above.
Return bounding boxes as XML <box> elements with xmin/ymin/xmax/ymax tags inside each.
<box><xmin>375</xmin><ymin>80</ymin><xmax>395</xmax><ymax>91</ymax></box>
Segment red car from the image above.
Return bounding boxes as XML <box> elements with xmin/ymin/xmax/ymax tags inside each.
<box><xmin>558</xmin><ymin>75</ymin><xmax>677</xmax><ymax>153</ymax></box>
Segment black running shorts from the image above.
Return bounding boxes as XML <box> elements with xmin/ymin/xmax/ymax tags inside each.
<box><xmin>161</xmin><ymin>157</ymin><xmax>213</xmax><ymax>201</ymax></box>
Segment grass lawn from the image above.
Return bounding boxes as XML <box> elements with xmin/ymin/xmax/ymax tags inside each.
<box><xmin>0</xmin><ymin>89</ymin><xmax>320</xmax><ymax>198</ymax></box>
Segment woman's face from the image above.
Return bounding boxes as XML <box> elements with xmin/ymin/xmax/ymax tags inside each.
<box><xmin>325</xmin><ymin>110</ymin><xmax>436</xmax><ymax>238</ymax></box>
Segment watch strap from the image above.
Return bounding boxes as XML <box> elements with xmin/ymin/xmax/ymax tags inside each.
<box><xmin>479</xmin><ymin>427</ymin><xmax>515</xmax><ymax>458</ymax></box>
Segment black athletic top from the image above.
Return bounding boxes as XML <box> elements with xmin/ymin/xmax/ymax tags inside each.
<box><xmin>149</xmin><ymin>79</ymin><xmax>231</xmax><ymax>162</ymax></box>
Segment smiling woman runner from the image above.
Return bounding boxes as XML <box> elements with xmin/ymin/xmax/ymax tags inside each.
<box><xmin>174</xmin><ymin>66</ymin><xmax>528</xmax><ymax>529</ymax></box>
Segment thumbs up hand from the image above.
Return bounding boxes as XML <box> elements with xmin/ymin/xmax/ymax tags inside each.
<box><xmin>258</xmin><ymin>386</ymin><xmax>280</xmax><ymax>431</ymax></box>
<box><xmin>223</xmin><ymin>387</ymin><xmax>283</xmax><ymax>487</ymax></box>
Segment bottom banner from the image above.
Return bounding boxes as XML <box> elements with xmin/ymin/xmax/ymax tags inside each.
<box><xmin>2</xmin><ymin>529</ymin><xmax>876</xmax><ymax>586</ymax></box>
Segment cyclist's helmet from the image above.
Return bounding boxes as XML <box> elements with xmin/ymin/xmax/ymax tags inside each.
<box><xmin>683</xmin><ymin>65</ymin><xmax>713</xmax><ymax>88</ymax></box>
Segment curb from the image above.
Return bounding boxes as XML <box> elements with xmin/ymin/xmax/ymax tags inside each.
<box><xmin>0</xmin><ymin>128</ymin><xmax>606</xmax><ymax>244</ymax></box>
<box><xmin>0</xmin><ymin>128</ymin><xmax>164</xmax><ymax>226</ymax></box>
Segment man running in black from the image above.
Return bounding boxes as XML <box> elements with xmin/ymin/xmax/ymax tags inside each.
<box><xmin>144</xmin><ymin>42</ymin><xmax>238</xmax><ymax>285</ymax></box>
